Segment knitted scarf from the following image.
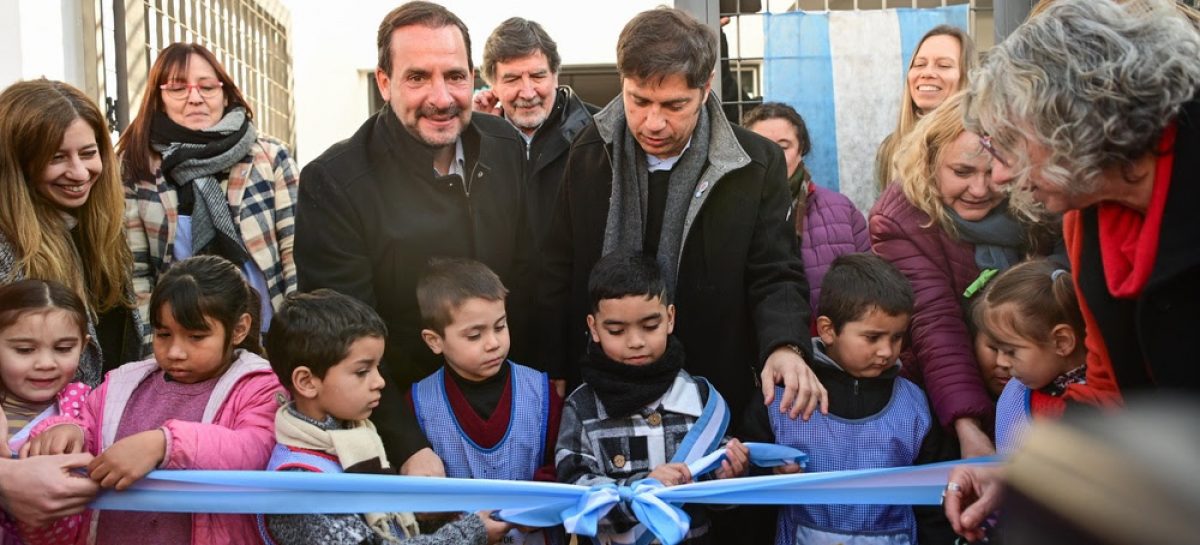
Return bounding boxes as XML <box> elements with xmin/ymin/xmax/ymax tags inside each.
<box><xmin>580</xmin><ymin>336</ymin><xmax>685</xmax><ymax>418</ymax></box>
<box><xmin>150</xmin><ymin>108</ymin><xmax>256</xmax><ymax>265</ymax></box>
<box><xmin>788</xmin><ymin>163</ymin><xmax>813</xmax><ymax>236</ymax></box>
<box><xmin>948</xmin><ymin>201</ymin><xmax>1025</xmax><ymax>272</ymax></box>
<box><xmin>602</xmin><ymin>102</ymin><xmax>711</xmax><ymax>297</ymax></box>
<box><xmin>274</xmin><ymin>406</ymin><xmax>420</xmax><ymax>542</ymax></box>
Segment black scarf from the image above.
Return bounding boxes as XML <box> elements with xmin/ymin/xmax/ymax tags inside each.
<box><xmin>580</xmin><ymin>336</ymin><xmax>685</xmax><ymax>418</ymax></box>
<box><xmin>150</xmin><ymin>109</ymin><xmax>256</xmax><ymax>264</ymax></box>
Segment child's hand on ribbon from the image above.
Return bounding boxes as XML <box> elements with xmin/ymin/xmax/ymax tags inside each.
<box><xmin>773</xmin><ymin>463</ymin><xmax>803</xmax><ymax>475</ymax></box>
<box><xmin>21</xmin><ymin>424</ymin><xmax>85</xmax><ymax>458</ymax></box>
<box><xmin>481</xmin><ymin>511</ymin><xmax>514</xmax><ymax>544</ymax></box>
<box><xmin>713</xmin><ymin>438</ymin><xmax>749</xmax><ymax>479</ymax></box>
<box><xmin>647</xmin><ymin>462</ymin><xmax>693</xmax><ymax>487</ymax></box>
<box><xmin>88</xmin><ymin>429</ymin><xmax>166</xmax><ymax>490</ymax></box>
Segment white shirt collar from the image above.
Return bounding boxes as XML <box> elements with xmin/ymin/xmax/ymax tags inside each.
<box><xmin>435</xmin><ymin>138</ymin><xmax>467</xmax><ymax>177</ymax></box>
<box><xmin>645</xmin><ymin>372</ymin><xmax>704</xmax><ymax>417</ymax></box>
<box><xmin>645</xmin><ymin>137</ymin><xmax>693</xmax><ymax>173</ymax></box>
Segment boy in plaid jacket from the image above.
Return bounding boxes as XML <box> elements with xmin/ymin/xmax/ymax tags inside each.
<box><xmin>555</xmin><ymin>252</ymin><xmax>749</xmax><ymax>545</ymax></box>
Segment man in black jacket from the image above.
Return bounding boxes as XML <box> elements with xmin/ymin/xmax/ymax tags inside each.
<box><xmin>474</xmin><ymin>17</ymin><xmax>598</xmax><ymax>250</ymax></box>
<box><xmin>539</xmin><ymin>10</ymin><xmax>827</xmax><ymax>542</ymax></box>
<box><xmin>541</xmin><ymin>6</ymin><xmax>826</xmax><ymax>436</ymax></box>
<box><xmin>294</xmin><ymin>1</ymin><xmax>533</xmax><ymax>472</ymax></box>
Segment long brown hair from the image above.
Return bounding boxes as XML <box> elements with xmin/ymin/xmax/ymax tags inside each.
<box><xmin>876</xmin><ymin>25</ymin><xmax>975</xmax><ymax>190</ymax></box>
<box><xmin>117</xmin><ymin>43</ymin><xmax>254</xmax><ymax>182</ymax></box>
<box><xmin>0</xmin><ymin>79</ymin><xmax>132</xmax><ymax>312</ymax></box>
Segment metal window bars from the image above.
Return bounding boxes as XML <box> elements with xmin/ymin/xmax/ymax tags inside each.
<box><xmin>113</xmin><ymin>0</ymin><xmax>294</xmax><ymax>153</ymax></box>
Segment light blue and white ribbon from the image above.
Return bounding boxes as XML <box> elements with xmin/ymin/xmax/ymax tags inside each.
<box><xmin>89</xmin><ymin>451</ymin><xmax>996</xmax><ymax>545</ymax></box>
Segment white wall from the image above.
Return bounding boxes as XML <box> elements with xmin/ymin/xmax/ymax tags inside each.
<box><xmin>0</xmin><ymin>0</ymin><xmax>88</xmax><ymax>90</ymax></box>
<box><xmin>285</xmin><ymin>0</ymin><xmax>660</xmax><ymax>166</ymax></box>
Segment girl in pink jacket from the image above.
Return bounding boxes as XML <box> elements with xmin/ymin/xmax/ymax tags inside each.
<box><xmin>0</xmin><ymin>280</ymin><xmax>92</xmax><ymax>545</ymax></box>
<box><xmin>26</xmin><ymin>256</ymin><xmax>286</xmax><ymax>544</ymax></box>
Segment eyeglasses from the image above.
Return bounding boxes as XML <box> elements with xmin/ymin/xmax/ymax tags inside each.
<box><xmin>978</xmin><ymin>133</ymin><xmax>1011</xmax><ymax>168</ymax></box>
<box><xmin>159</xmin><ymin>81</ymin><xmax>224</xmax><ymax>99</ymax></box>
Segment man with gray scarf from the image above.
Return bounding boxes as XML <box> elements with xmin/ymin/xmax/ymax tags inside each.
<box><xmin>538</xmin><ymin>12</ymin><xmax>825</xmax><ymax>541</ymax></box>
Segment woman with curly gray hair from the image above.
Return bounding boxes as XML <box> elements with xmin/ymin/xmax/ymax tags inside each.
<box><xmin>946</xmin><ymin>0</ymin><xmax>1200</xmax><ymax>539</ymax></box>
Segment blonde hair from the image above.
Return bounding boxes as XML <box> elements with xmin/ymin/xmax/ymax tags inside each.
<box><xmin>0</xmin><ymin>80</ymin><xmax>133</xmax><ymax>312</ymax></box>
<box><xmin>876</xmin><ymin>25</ymin><xmax>976</xmax><ymax>190</ymax></box>
<box><xmin>893</xmin><ymin>91</ymin><xmax>973</xmax><ymax>235</ymax></box>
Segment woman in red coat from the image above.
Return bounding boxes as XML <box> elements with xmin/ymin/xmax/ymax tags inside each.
<box><xmin>947</xmin><ymin>1</ymin><xmax>1200</xmax><ymax>540</ymax></box>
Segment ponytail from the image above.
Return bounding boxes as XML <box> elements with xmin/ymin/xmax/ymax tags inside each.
<box><xmin>979</xmin><ymin>259</ymin><xmax>1085</xmax><ymax>347</ymax></box>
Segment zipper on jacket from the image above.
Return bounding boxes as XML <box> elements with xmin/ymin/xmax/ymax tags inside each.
<box><xmin>465</xmin><ymin>164</ymin><xmax>479</xmax><ymax>256</ymax></box>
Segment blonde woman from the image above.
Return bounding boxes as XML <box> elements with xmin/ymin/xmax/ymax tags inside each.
<box><xmin>0</xmin><ymin>79</ymin><xmax>141</xmax><ymax>383</ymax></box>
<box><xmin>869</xmin><ymin>92</ymin><xmax>1057</xmax><ymax>459</ymax></box>
<box><xmin>874</xmin><ymin>25</ymin><xmax>976</xmax><ymax>190</ymax></box>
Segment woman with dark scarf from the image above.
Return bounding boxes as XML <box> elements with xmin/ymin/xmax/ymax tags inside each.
<box><xmin>869</xmin><ymin>92</ymin><xmax>1060</xmax><ymax>461</ymax></box>
<box><xmin>743</xmin><ymin>103</ymin><xmax>869</xmax><ymax>320</ymax></box>
<box><xmin>119</xmin><ymin>43</ymin><xmax>299</xmax><ymax>340</ymax></box>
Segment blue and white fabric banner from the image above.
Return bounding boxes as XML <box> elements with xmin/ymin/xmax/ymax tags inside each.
<box><xmin>763</xmin><ymin>5</ymin><xmax>969</xmax><ymax>212</ymax></box>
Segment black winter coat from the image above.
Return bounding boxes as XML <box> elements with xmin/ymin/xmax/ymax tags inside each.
<box><xmin>1072</xmin><ymin>97</ymin><xmax>1200</xmax><ymax>393</ymax></box>
<box><xmin>519</xmin><ymin>86</ymin><xmax>598</xmax><ymax>246</ymax></box>
<box><xmin>295</xmin><ymin>107</ymin><xmax>535</xmax><ymax>462</ymax></box>
<box><xmin>538</xmin><ymin>96</ymin><xmax>812</xmax><ymax>422</ymax></box>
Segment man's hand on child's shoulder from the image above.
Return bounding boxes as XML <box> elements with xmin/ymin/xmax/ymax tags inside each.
<box><xmin>647</xmin><ymin>462</ymin><xmax>692</xmax><ymax>487</ymax></box>
<box><xmin>713</xmin><ymin>438</ymin><xmax>749</xmax><ymax>480</ymax></box>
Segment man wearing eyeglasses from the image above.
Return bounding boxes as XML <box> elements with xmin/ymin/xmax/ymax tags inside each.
<box><xmin>293</xmin><ymin>1</ymin><xmax>536</xmax><ymax>473</ymax></box>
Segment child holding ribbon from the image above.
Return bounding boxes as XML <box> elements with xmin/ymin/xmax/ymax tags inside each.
<box><xmin>23</xmin><ymin>255</ymin><xmax>284</xmax><ymax>544</ymax></box>
<box><xmin>742</xmin><ymin>253</ymin><xmax>955</xmax><ymax>545</ymax></box>
<box><xmin>555</xmin><ymin>252</ymin><xmax>750</xmax><ymax>545</ymax></box>
<box><xmin>0</xmin><ymin>280</ymin><xmax>92</xmax><ymax>545</ymax></box>
<box><xmin>260</xmin><ymin>289</ymin><xmax>511</xmax><ymax>545</ymax></box>
<box><xmin>978</xmin><ymin>259</ymin><xmax>1088</xmax><ymax>455</ymax></box>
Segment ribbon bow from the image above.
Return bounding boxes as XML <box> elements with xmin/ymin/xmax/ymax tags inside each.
<box><xmin>503</xmin><ymin>442</ymin><xmax>808</xmax><ymax>545</ymax></box>
<box><xmin>553</xmin><ymin>479</ymin><xmax>690</xmax><ymax>545</ymax></box>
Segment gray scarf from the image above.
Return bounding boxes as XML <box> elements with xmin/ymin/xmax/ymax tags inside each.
<box><xmin>152</xmin><ymin>108</ymin><xmax>257</xmax><ymax>263</ymax></box>
<box><xmin>603</xmin><ymin>103</ymin><xmax>711</xmax><ymax>295</ymax></box>
<box><xmin>948</xmin><ymin>201</ymin><xmax>1025</xmax><ymax>271</ymax></box>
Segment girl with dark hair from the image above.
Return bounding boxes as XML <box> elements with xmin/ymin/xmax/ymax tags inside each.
<box><xmin>977</xmin><ymin>259</ymin><xmax>1088</xmax><ymax>455</ymax></box>
<box><xmin>23</xmin><ymin>255</ymin><xmax>284</xmax><ymax>544</ymax></box>
<box><xmin>0</xmin><ymin>280</ymin><xmax>93</xmax><ymax>545</ymax></box>
<box><xmin>119</xmin><ymin>42</ymin><xmax>299</xmax><ymax>339</ymax></box>
<box><xmin>0</xmin><ymin>79</ymin><xmax>142</xmax><ymax>382</ymax></box>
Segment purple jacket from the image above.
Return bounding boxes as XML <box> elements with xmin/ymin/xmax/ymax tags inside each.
<box><xmin>869</xmin><ymin>183</ymin><xmax>992</xmax><ymax>429</ymax></box>
<box><xmin>800</xmin><ymin>185</ymin><xmax>870</xmax><ymax>315</ymax></box>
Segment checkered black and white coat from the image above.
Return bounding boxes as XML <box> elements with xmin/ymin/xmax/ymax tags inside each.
<box><xmin>555</xmin><ymin>369</ymin><xmax>728</xmax><ymax>543</ymax></box>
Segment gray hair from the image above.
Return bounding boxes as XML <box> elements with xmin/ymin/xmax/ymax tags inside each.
<box><xmin>964</xmin><ymin>0</ymin><xmax>1200</xmax><ymax>196</ymax></box>
<box><xmin>481</xmin><ymin>17</ymin><xmax>562</xmax><ymax>84</ymax></box>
